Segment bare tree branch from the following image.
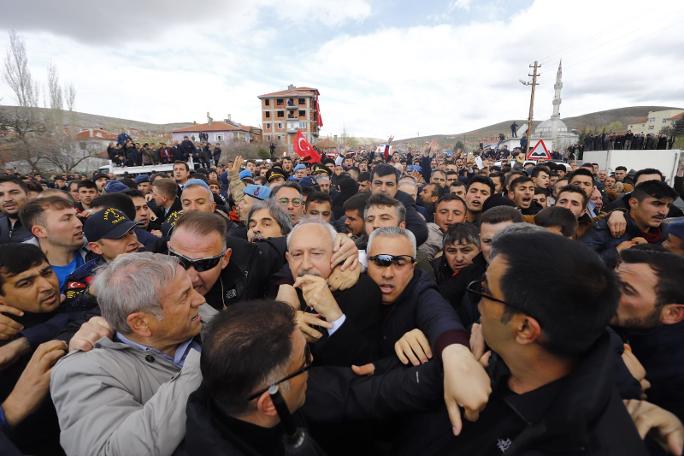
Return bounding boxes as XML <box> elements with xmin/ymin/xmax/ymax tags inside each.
<box><xmin>4</xmin><ymin>30</ymin><xmax>38</xmax><ymax>109</ymax></box>
<box><xmin>65</xmin><ymin>83</ymin><xmax>76</xmax><ymax>112</ymax></box>
<box><xmin>47</xmin><ymin>63</ymin><xmax>63</xmax><ymax>111</ymax></box>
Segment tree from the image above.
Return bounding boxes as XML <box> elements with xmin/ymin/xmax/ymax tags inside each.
<box><xmin>1</xmin><ymin>31</ymin><xmax>93</xmax><ymax>174</ymax></box>
<box><xmin>1</xmin><ymin>31</ymin><xmax>45</xmax><ymax>173</ymax></box>
<box><xmin>65</xmin><ymin>83</ymin><xmax>76</xmax><ymax>112</ymax></box>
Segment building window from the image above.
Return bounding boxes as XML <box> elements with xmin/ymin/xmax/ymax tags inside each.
<box><xmin>278</xmin><ymin>122</ymin><xmax>283</xmax><ymax>129</ymax></box>
<box><xmin>277</xmin><ymin>111</ymin><xmax>284</xmax><ymax>118</ymax></box>
<box><xmin>299</xmin><ymin>110</ymin><xmax>305</xmax><ymax>117</ymax></box>
<box><xmin>265</xmin><ymin>123</ymin><xmax>271</xmax><ymax>129</ymax></box>
<box><xmin>217</xmin><ymin>135</ymin><xmax>223</xmax><ymax>141</ymax></box>
<box><xmin>298</xmin><ymin>98</ymin><xmax>305</xmax><ymax>105</ymax></box>
<box><xmin>265</xmin><ymin>134</ymin><xmax>271</xmax><ymax>141</ymax></box>
<box><xmin>277</xmin><ymin>135</ymin><xmax>282</xmax><ymax>142</ymax></box>
<box><xmin>276</xmin><ymin>98</ymin><xmax>283</xmax><ymax>105</ymax></box>
<box><xmin>299</xmin><ymin>122</ymin><xmax>307</xmax><ymax>129</ymax></box>
<box><xmin>265</xmin><ymin>111</ymin><xmax>271</xmax><ymax>118</ymax></box>
<box><xmin>264</xmin><ymin>99</ymin><xmax>270</xmax><ymax>106</ymax></box>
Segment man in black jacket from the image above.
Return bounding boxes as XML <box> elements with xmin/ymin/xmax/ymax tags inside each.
<box><xmin>428</xmin><ymin>231</ymin><xmax>647</xmax><ymax>455</ymax></box>
<box><xmin>276</xmin><ymin>220</ymin><xmax>382</xmax><ymax>367</ymax></box>
<box><xmin>178</xmin><ymin>299</ymin><xmax>323</xmax><ymax>456</ymax></box>
<box><xmin>0</xmin><ymin>244</ymin><xmax>67</xmax><ymax>455</ymax></box>
<box><xmin>611</xmin><ymin>249</ymin><xmax>684</xmax><ymax>422</ymax></box>
<box><xmin>0</xmin><ymin>177</ymin><xmax>31</xmax><ymax>244</ymax></box>
<box><xmin>371</xmin><ymin>164</ymin><xmax>428</xmax><ymax>246</ymax></box>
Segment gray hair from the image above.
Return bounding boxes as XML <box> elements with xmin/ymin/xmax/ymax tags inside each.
<box><xmin>315</xmin><ymin>175</ymin><xmax>330</xmax><ymax>184</ymax></box>
<box><xmin>366</xmin><ymin>227</ymin><xmax>417</xmax><ymax>258</ymax></box>
<box><xmin>247</xmin><ymin>199</ymin><xmax>293</xmax><ymax>235</ymax></box>
<box><xmin>93</xmin><ymin>252</ymin><xmax>180</xmax><ymax>334</ymax></box>
<box><xmin>286</xmin><ymin>217</ymin><xmax>337</xmax><ymax>249</ymax></box>
<box><xmin>490</xmin><ymin>222</ymin><xmax>546</xmax><ymax>259</ymax></box>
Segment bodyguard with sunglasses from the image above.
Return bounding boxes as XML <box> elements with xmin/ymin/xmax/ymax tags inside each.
<box><xmin>365</xmin><ymin>227</ymin><xmax>491</xmax><ymax>436</ymax></box>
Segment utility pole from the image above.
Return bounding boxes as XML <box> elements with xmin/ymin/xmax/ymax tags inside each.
<box><xmin>520</xmin><ymin>61</ymin><xmax>541</xmax><ymax>153</ymax></box>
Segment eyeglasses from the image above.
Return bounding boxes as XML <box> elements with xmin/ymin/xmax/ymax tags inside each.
<box><xmin>368</xmin><ymin>254</ymin><xmax>416</xmax><ymax>268</ymax></box>
<box><xmin>466</xmin><ymin>275</ymin><xmax>528</xmax><ymax>314</ymax></box>
<box><xmin>277</xmin><ymin>197</ymin><xmax>303</xmax><ymax>207</ymax></box>
<box><xmin>248</xmin><ymin>344</ymin><xmax>313</xmax><ymax>400</ymax></box>
<box><xmin>168</xmin><ymin>248</ymin><xmax>225</xmax><ymax>272</ymax></box>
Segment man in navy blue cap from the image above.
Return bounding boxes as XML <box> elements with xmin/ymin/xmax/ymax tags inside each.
<box><xmin>134</xmin><ymin>175</ymin><xmax>151</xmax><ymax>195</ymax></box>
<box><xmin>54</xmin><ymin>208</ymin><xmax>143</xmax><ymax>343</ymax></box>
<box><xmin>84</xmin><ymin>208</ymin><xmax>141</xmax><ymax>262</ymax></box>
<box><xmin>663</xmin><ymin>217</ymin><xmax>684</xmax><ymax>256</ymax></box>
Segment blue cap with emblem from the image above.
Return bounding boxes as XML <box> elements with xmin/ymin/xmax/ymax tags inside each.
<box><xmin>84</xmin><ymin>208</ymin><xmax>137</xmax><ymax>242</ymax></box>
<box><xmin>243</xmin><ymin>184</ymin><xmax>271</xmax><ymax>201</ymax></box>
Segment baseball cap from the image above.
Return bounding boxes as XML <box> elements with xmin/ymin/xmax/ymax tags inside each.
<box><xmin>84</xmin><ymin>208</ymin><xmax>137</xmax><ymax>243</ymax></box>
<box><xmin>93</xmin><ymin>173</ymin><xmax>109</xmax><ymax>181</ymax></box>
<box><xmin>185</xmin><ymin>178</ymin><xmax>210</xmax><ymax>190</ymax></box>
<box><xmin>664</xmin><ymin>217</ymin><xmax>684</xmax><ymax>240</ymax></box>
<box><xmin>104</xmin><ymin>180</ymin><xmax>129</xmax><ymax>193</ymax></box>
<box><xmin>299</xmin><ymin>176</ymin><xmax>317</xmax><ymax>189</ymax></box>
<box><xmin>243</xmin><ymin>184</ymin><xmax>271</xmax><ymax>201</ymax></box>
<box><xmin>134</xmin><ymin>174</ymin><xmax>150</xmax><ymax>184</ymax></box>
<box><xmin>239</xmin><ymin>169</ymin><xmax>253</xmax><ymax>180</ymax></box>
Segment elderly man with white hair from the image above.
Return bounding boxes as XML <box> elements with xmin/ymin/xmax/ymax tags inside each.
<box><xmin>50</xmin><ymin>252</ymin><xmax>210</xmax><ymax>456</ymax></box>
<box><xmin>277</xmin><ymin>217</ymin><xmax>382</xmax><ymax>366</ymax></box>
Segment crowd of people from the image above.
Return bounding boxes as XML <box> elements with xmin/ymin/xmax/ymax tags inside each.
<box><xmin>583</xmin><ymin>131</ymin><xmax>674</xmax><ymax>151</ymax></box>
<box><xmin>108</xmin><ymin>132</ymin><xmax>222</xmax><ymax>169</ymax></box>
<box><xmin>0</xmin><ymin>142</ymin><xmax>683</xmax><ymax>455</ymax></box>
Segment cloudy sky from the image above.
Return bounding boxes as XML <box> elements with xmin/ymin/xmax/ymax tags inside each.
<box><xmin>1</xmin><ymin>0</ymin><xmax>683</xmax><ymax>139</ymax></box>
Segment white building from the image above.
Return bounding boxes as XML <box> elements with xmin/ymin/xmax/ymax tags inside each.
<box><xmin>171</xmin><ymin>116</ymin><xmax>261</xmax><ymax>144</ymax></box>
<box><xmin>530</xmin><ymin>60</ymin><xmax>579</xmax><ymax>153</ymax></box>
<box><xmin>627</xmin><ymin>109</ymin><xmax>684</xmax><ymax>135</ymax></box>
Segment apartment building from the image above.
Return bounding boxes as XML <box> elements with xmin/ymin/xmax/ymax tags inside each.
<box><xmin>258</xmin><ymin>85</ymin><xmax>322</xmax><ymax>152</ymax></box>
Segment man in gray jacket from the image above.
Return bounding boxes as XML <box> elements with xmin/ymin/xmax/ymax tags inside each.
<box><xmin>50</xmin><ymin>252</ymin><xmax>212</xmax><ymax>456</ymax></box>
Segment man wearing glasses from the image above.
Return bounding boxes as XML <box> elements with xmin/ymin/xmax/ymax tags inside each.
<box><xmin>179</xmin><ymin>299</ymin><xmax>325</xmax><ymax>455</ymax></box>
<box><xmin>271</xmin><ymin>182</ymin><xmax>305</xmax><ymax>225</ymax></box>
<box><xmin>366</xmin><ymin>227</ymin><xmax>491</xmax><ymax>436</ymax></box>
<box><xmin>433</xmin><ymin>231</ymin><xmax>647</xmax><ymax>454</ymax></box>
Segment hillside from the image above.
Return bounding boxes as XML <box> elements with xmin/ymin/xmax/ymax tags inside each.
<box><xmin>394</xmin><ymin>106</ymin><xmax>683</xmax><ymax>148</ymax></box>
<box><xmin>0</xmin><ymin>105</ymin><xmax>192</xmax><ymax>133</ymax></box>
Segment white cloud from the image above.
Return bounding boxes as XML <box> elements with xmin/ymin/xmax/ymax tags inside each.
<box><xmin>449</xmin><ymin>0</ymin><xmax>474</xmax><ymax>11</ymax></box>
<box><xmin>1</xmin><ymin>0</ymin><xmax>683</xmax><ymax>140</ymax></box>
<box><xmin>271</xmin><ymin>0</ymin><xmax>372</xmax><ymax>26</ymax></box>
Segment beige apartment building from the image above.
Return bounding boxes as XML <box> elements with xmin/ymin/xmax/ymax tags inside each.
<box><xmin>627</xmin><ymin>109</ymin><xmax>684</xmax><ymax>135</ymax></box>
<box><xmin>258</xmin><ymin>85</ymin><xmax>321</xmax><ymax>152</ymax></box>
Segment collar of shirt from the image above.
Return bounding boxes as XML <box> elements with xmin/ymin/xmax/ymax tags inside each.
<box><xmin>116</xmin><ymin>332</ymin><xmax>200</xmax><ymax>369</ymax></box>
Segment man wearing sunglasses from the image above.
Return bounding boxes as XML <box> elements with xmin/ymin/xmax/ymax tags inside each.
<box><xmin>366</xmin><ymin>227</ymin><xmax>491</xmax><ymax>436</ymax></box>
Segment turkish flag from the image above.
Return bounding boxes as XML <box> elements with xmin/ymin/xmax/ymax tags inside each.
<box><xmin>315</xmin><ymin>99</ymin><xmax>323</xmax><ymax>128</ymax></box>
<box><xmin>293</xmin><ymin>131</ymin><xmax>321</xmax><ymax>163</ymax></box>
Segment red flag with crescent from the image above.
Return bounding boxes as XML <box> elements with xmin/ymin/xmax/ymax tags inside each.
<box><xmin>315</xmin><ymin>99</ymin><xmax>323</xmax><ymax>128</ymax></box>
<box><xmin>293</xmin><ymin>131</ymin><xmax>321</xmax><ymax>163</ymax></box>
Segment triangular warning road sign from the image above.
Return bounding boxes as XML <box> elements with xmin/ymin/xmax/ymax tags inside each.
<box><xmin>527</xmin><ymin>139</ymin><xmax>551</xmax><ymax>160</ymax></box>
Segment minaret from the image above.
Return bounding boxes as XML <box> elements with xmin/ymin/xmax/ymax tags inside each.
<box><xmin>551</xmin><ymin>60</ymin><xmax>562</xmax><ymax>119</ymax></box>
